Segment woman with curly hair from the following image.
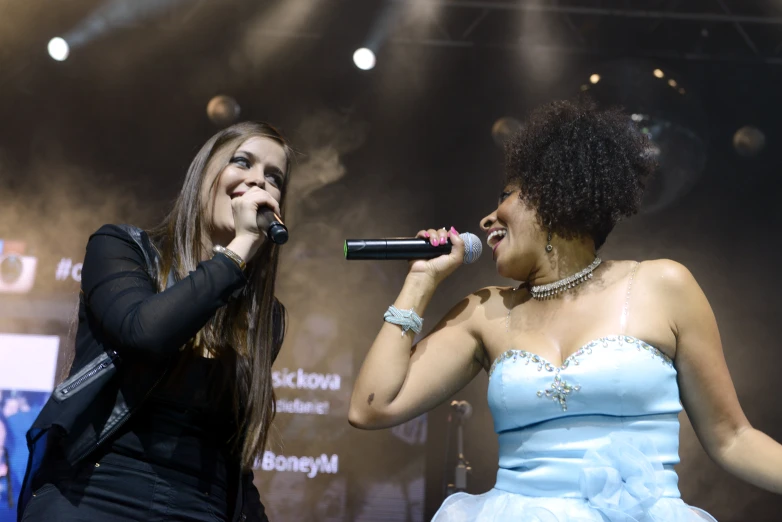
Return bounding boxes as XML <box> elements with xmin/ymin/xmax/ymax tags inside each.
<box><xmin>348</xmin><ymin>98</ymin><xmax>782</xmax><ymax>520</ymax></box>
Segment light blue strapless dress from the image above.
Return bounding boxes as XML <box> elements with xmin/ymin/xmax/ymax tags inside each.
<box><xmin>433</xmin><ymin>335</ymin><xmax>717</xmax><ymax>522</ymax></box>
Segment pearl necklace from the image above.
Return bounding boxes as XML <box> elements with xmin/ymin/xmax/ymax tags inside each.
<box><xmin>528</xmin><ymin>257</ymin><xmax>602</xmax><ymax>300</ymax></box>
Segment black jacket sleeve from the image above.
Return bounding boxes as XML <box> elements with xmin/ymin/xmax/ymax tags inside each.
<box><xmin>81</xmin><ymin>224</ymin><xmax>247</xmax><ymax>359</ymax></box>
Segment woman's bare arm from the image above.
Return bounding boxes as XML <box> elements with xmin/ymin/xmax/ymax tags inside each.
<box><xmin>349</xmin><ymin>228</ymin><xmax>485</xmax><ymax>429</ymax></box>
<box><xmin>656</xmin><ymin>259</ymin><xmax>782</xmax><ymax>494</ymax></box>
<box><xmin>349</xmin><ymin>274</ymin><xmax>485</xmax><ymax>429</ymax></box>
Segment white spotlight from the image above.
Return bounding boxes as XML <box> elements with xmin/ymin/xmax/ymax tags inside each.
<box><xmin>48</xmin><ymin>37</ymin><xmax>69</xmax><ymax>61</ymax></box>
<box><xmin>353</xmin><ymin>48</ymin><xmax>376</xmax><ymax>71</ymax></box>
<box><xmin>589</xmin><ymin>74</ymin><xmax>601</xmax><ymax>84</ymax></box>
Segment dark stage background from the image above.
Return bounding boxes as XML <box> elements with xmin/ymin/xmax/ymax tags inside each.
<box><xmin>1</xmin><ymin>1</ymin><xmax>782</xmax><ymax>520</ymax></box>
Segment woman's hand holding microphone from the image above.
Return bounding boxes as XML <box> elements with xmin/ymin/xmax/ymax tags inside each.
<box><xmin>226</xmin><ymin>187</ymin><xmax>282</xmax><ymax>263</ymax></box>
<box><xmin>407</xmin><ymin>226</ymin><xmax>466</xmax><ymax>288</ymax></box>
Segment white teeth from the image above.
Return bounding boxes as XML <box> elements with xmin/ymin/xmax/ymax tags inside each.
<box><xmin>487</xmin><ymin>229</ymin><xmax>507</xmax><ymax>247</ymax></box>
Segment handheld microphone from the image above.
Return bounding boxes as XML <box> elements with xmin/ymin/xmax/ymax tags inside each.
<box><xmin>256</xmin><ymin>209</ymin><xmax>289</xmax><ymax>245</ymax></box>
<box><xmin>344</xmin><ymin>232</ymin><xmax>482</xmax><ymax>264</ymax></box>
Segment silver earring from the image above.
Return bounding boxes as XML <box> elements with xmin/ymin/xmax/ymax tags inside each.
<box><xmin>545</xmin><ymin>230</ymin><xmax>553</xmax><ymax>253</ymax></box>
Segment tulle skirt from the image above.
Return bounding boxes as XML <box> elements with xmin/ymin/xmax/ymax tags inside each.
<box><xmin>432</xmin><ymin>489</ymin><xmax>717</xmax><ymax>522</ymax></box>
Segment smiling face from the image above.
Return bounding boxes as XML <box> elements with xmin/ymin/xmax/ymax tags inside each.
<box><xmin>200</xmin><ymin>135</ymin><xmax>288</xmax><ymax>248</ymax></box>
<box><xmin>480</xmin><ymin>185</ymin><xmax>547</xmax><ymax>280</ymax></box>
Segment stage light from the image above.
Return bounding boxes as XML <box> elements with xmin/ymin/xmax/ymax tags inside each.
<box><xmin>589</xmin><ymin>74</ymin><xmax>601</xmax><ymax>84</ymax></box>
<box><xmin>653</xmin><ymin>69</ymin><xmax>664</xmax><ymax>78</ymax></box>
<box><xmin>206</xmin><ymin>95</ymin><xmax>241</xmax><ymax>127</ymax></box>
<box><xmin>668</xmin><ymin>79</ymin><xmax>677</xmax><ymax>88</ymax></box>
<box><xmin>733</xmin><ymin>126</ymin><xmax>766</xmax><ymax>157</ymax></box>
<box><xmin>491</xmin><ymin>117</ymin><xmax>522</xmax><ymax>148</ymax></box>
<box><xmin>678</xmin><ymin>88</ymin><xmax>686</xmax><ymax>95</ymax></box>
<box><xmin>47</xmin><ymin>37</ymin><xmax>69</xmax><ymax>61</ymax></box>
<box><xmin>353</xmin><ymin>48</ymin><xmax>376</xmax><ymax>70</ymax></box>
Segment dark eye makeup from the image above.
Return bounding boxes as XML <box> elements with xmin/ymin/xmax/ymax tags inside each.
<box><xmin>230</xmin><ymin>154</ymin><xmax>285</xmax><ymax>187</ymax></box>
<box><xmin>266</xmin><ymin>170</ymin><xmax>285</xmax><ymax>187</ymax></box>
<box><xmin>230</xmin><ymin>156</ymin><xmax>251</xmax><ymax>168</ymax></box>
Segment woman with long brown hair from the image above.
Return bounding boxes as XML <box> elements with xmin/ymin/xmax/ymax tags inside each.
<box><xmin>18</xmin><ymin>121</ymin><xmax>292</xmax><ymax>521</ymax></box>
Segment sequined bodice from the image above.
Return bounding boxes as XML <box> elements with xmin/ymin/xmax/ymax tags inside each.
<box><xmin>487</xmin><ymin>335</ymin><xmax>684</xmax><ymax>498</ymax></box>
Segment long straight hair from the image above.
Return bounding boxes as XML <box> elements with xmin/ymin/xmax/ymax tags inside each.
<box><xmin>149</xmin><ymin>121</ymin><xmax>292</xmax><ymax>469</ymax></box>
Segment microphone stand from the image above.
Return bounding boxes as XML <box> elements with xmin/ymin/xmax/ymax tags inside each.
<box><xmin>445</xmin><ymin>400</ymin><xmax>472</xmax><ymax>497</ymax></box>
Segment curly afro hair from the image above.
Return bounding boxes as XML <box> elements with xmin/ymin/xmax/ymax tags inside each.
<box><xmin>504</xmin><ymin>97</ymin><xmax>655</xmax><ymax>250</ymax></box>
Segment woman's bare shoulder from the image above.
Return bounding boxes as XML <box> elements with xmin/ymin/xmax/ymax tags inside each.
<box><xmin>637</xmin><ymin>259</ymin><xmax>698</xmax><ymax>290</ymax></box>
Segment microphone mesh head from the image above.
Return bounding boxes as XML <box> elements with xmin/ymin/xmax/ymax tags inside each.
<box><xmin>459</xmin><ymin>232</ymin><xmax>483</xmax><ymax>264</ymax></box>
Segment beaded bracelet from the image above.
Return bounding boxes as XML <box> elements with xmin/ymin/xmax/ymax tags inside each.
<box><xmin>384</xmin><ymin>305</ymin><xmax>424</xmax><ymax>337</ymax></box>
<box><xmin>212</xmin><ymin>245</ymin><xmax>246</xmax><ymax>272</ymax></box>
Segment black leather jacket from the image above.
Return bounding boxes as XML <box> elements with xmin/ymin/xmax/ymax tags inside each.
<box><xmin>18</xmin><ymin>225</ymin><xmax>269</xmax><ymax>522</ymax></box>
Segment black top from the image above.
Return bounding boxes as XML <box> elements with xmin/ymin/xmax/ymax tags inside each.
<box><xmin>79</xmin><ymin>224</ymin><xmax>247</xmax><ymax>362</ymax></box>
<box><xmin>110</xmin><ymin>354</ymin><xmax>235</xmax><ymax>485</ymax></box>
<box><xmin>72</xmin><ymin>225</ymin><xmax>247</xmax><ymax>478</ymax></box>
<box><xmin>21</xmin><ymin>225</ymin><xmax>271</xmax><ymax>522</ymax></box>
